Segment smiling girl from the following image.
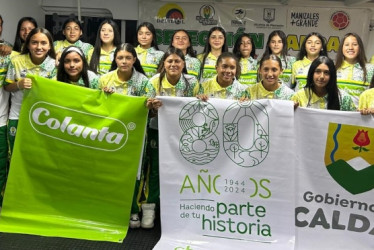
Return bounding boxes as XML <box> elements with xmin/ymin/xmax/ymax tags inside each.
<box><xmin>89</xmin><ymin>19</ymin><xmax>121</xmax><ymax>75</ymax></box>
<box><xmin>57</xmin><ymin>46</ymin><xmax>99</xmax><ymax>89</ymax></box>
<box><xmin>201</xmin><ymin>52</ymin><xmax>248</xmax><ymax>99</ymax></box>
<box><xmin>169</xmin><ymin>29</ymin><xmax>200</xmax><ymax>77</ymax></box>
<box><xmin>99</xmin><ymin>43</ymin><xmax>155</xmax><ymax>97</ymax></box>
<box><xmin>292</xmin><ymin>56</ymin><xmax>355</xmax><ymax>111</ymax></box>
<box><xmin>5</xmin><ymin>27</ymin><xmax>56</xmax><ymax>152</ymax></box>
<box><xmin>197</xmin><ymin>26</ymin><xmax>228</xmax><ymax>84</ymax></box>
<box><xmin>135</xmin><ymin>22</ymin><xmax>164</xmax><ymax>78</ymax></box>
<box><xmin>335</xmin><ymin>33</ymin><xmax>374</xmax><ymax>106</ymax></box>
<box><xmin>248</xmin><ymin>54</ymin><xmax>294</xmax><ymax>100</ymax></box>
<box><xmin>54</xmin><ymin>18</ymin><xmax>93</xmax><ymax>63</ymax></box>
<box><xmin>292</xmin><ymin>32</ymin><xmax>328</xmax><ymax>91</ymax></box>
<box><xmin>262</xmin><ymin>30</ymin><xmax>295</xmax><ymax>88</ymax></box>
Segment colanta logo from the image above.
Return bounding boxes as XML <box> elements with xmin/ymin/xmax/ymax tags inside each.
<box><xmin>29</xmin><ymin>102</ymin><xmax>128</xmax><ymax>151</ymax></box>
<box><xmin>325</xmin><ymin>123</ymin><xmax>374</xmax><ymax>194</ymax></box>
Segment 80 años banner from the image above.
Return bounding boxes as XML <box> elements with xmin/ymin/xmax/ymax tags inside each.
<box><xmin>156</xmin><ymin>98</ymin><xmax>296</xmax><ymax>249</ymax></box>
<box><xmin>0</xmin><ymin>76</ymin><xmax>148</xmax><ymax>242</ymax></box>
<box><xmin>156</xmin><ymin>98</ymin><xmax>374</xmax><ymax>250</ymax></box>
<box><xmin>139</xmin><ymin>0</ymin><xmax>371</xmax><ymax>57</ymax></box>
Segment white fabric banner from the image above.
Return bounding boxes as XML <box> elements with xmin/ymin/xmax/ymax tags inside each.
<box><xmin>156</xmin><ymin>98</ymin><xmax>296</xmax><ymax>250</ymax></box>
<box><xmin>139</xmin><ymin>1</ymin><xmax>371</xmax><ymax>58</ymax></box>
<box><xmin>156</xmin><ymin>99</ymin><xmax>374</xmax><ymax>249</ymax></box>
<box><xmin>295</xmin><ymin>108</ymin><xmax>374</xmax><ymax>250</ymax></box>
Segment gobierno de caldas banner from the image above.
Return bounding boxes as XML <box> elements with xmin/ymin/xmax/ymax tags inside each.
<box><xmin>139</xmin><ymin>0</ymin><xmax>371</xmax><ymax>58</ymax></box>
<box><xmin>0</xmin><ymin>75</ymin><xmax>148</xmax><ymax>242</ymax></box>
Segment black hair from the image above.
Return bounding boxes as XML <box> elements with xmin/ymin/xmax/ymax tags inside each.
<box><xmin>21</xmin><ymin>27</ymin><xmax>56</xmax><ymax>59</ymax></box>
<box><xmin>258</xmin><ymin>54</ymin><xmax>283</xmax><ymax>82</ymax></box>
<box><xmin>135</xmin><ymin>22</ymin><xmax>159</xmax><ymax>50</ymax></box>
<box><xmin>262</xmin><ymin>30</ymin><xmax>290</xmax><ymax>68</ymax></box>
<box><xmin>57</xmin><ymin>46</ymin><xmax>90</xmax><ymax>87</ymax></box>
<box><xmin>169</xmin><ymin>29</ymin><xmax>196</xmax><ymax>57</ymax></box>
<box><xmin>233</xmin><ymin>33</ymin><xmax>256</xmax><ymax>59</ymax></box>
<box><xmin>305</xmin><ymin>56</ymin><xmax>340</xmax><ymax>110</ymax></box>
<box><xmin>335</xmin><ymin>32</ymin><xmax>368</xmax><ymax>83</ymax></box>
<box><xmin>216</xmin><ymin>52</ymin><xmax>241</xmax><ymax>80</ymax></box>
<box><xmin>297</xmin><ymin>32</ymin><xmax>327</xmax><ymax>60</ymax></box>
<box><xmin>199</xmin><ymin>26</ymin><xmax>228</xmax><ymax>80</ymax></box>
<box><xmin>157</xmin><ymin>47</ymin><xmax>190</xmax><ymax>95</ymax></box>
<box><xmin>109</xmin><ymin>43</ymin><xmax>145</xmax><ymax>75</ymax></box>
<box><xmin>89</xmin><ymin>19</ymin><xmax>121</xmax><ymax>73</ymax></box>
<box><xmin>13</xmin><ymin>17</ymin><xmax>38</xmax><ymax>52</ymax></box>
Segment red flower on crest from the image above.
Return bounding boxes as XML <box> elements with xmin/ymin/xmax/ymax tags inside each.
<box><xmin>352</xmin><ymin>130</ymin><xmax>370</xmax><ymax>152</ymax></box>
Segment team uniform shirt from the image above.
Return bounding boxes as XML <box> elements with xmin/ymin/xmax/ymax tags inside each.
<box><xmin>0</xmin><ymin>53</ymin><xmax>13</xmax><ymax>126</ymax></box>
<box><xmin>358</xmin><ymin>88</ymin><xmax>374</xmax><ymax>110</ymax></box>
<box><xmin>54</xmin><ymin>70</ymin><xmax>99</xmax><ymax>89</ymax></box>
<box><xmin>291</xmin><ymin>88</ymin><xmax>356</xmax><ymax>111</ymax></box>
<box><xmin>149</xmin><ymin>73</ymin><xmax>199</xmax><ymax>129</ymax></box>
<box><xmin>370</xmin><ymin>55</ymin><xmax>374</xmax><ymax>64</ymax></box>
<box><xmin>135</xmin><ymin>45</ymin><xmax>164</xmax><ymax>79</ymax></box>
<box><xmin>336</xmin><ymin>60</ymin><xmax>374</xmax><ymax>107</ymax></box>
<box><xmin>5</xmin><ymin>54</ymin><xmax>56</xmax><ymax>119</ymax></box>
<box><xmin>87</xmin><ymin>47</ymin><xmax>116</xmax><ymax>75</ymax></box>
<box><xmin>54</xmin><ymin>40</ymin><xmax>93</xmax><ymax>59</ymax></box>
<box><xmin>202</xmin><ymin>75</ymin><xmax>248</xmax><ymax>100</ymax></box>
<box><xmin>149</xmin><ymin>73</ymin><xmax>199</xmax><ymax>97</ymax></box>
<box><xmin>248</xmin><ymin>81</ymin><xmax>294</xmax><ymax>100</ymax></box>
<box><xmin>279</xmin><ymin>55</ymin><xmax>296</xmax><ymax>88</ymax></box>
<box><xmin>238</xmin><ymin>57</ymin><xmax>257</xmax><ymax>85</ymax></box>
<box><xmin>292</xmin><ymin>57</ymin><xmax>312</xmax><ymax>91</ymax></box>
<box><xmin>185</xmin><ymin>54</ymin><xmax>201</xmax><ymax>77</ymax></box>
<box><xmin>99</xmin><ymin>68</ymin><xmax>155</xmax><ymax>98</ymax></box>
<box><xmin>197</xmin><ymin>52</ymin><xmax>218</xmax><ymax>84</ymax></box>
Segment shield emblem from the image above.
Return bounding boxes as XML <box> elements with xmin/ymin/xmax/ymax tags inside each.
<box><xmin>325</xmin><ymin>123</ymin><xmax>374</xmax><ymax>194</ymax></box>
<box><xmin>263</xmin><ymin>8</ymin><xmax>275</xmax><ymax>23</ymax></box>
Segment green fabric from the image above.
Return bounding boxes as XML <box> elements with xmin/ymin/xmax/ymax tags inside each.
<box><xmin>0</xmin><ymin>125</ymin><xmax>8</xmax><ymax>206</ymax></box>
<box><xmin>0</xmin><ymin>75</ymin><xmax>148</xmax><ymax>242</ymax></box>
<box><xmin>143</xmin><ymin>128</ymin><xmax>160</xmax><ymax>205</ymax></box>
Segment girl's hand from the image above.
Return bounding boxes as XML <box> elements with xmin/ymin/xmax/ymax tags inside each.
<box><xmin>239</xmin><ymin>96</ymin><xmax>249</xmax><ymax>102</ymax></box>
<box><xmin>294</xmin><ymin>101</ymin><xmax>299</xmax><ymax>110</ymax></box>
<box><xmin>0</xmin><ymin>44</ymin><xmax>12</xmax><ymax>56</ymax></box>
<box><xmin>146</xmin><ymin>98</ymin><xmax>162</xmax><ymax>110</ymax></box>
<box><xmin>18</xmin><ymin>78</ymin><xmax>32</xmax><ymax>89</ymax></box>
<box><xmin>196</xmin><ymin>94</ymin><xmax>209</xmax><ymax>102</ymax></box>
<box><xmin>359</xmin><ymin>108</ymin><xmax>374</xmax><ymax>115</ymax></box>
<box><xmin>103</xmin><ymin>86</ymin><xmax>115</xmax><ymax>94</ymax></box>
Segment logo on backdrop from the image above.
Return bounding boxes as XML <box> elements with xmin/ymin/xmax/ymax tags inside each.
<box><xmin>325</xmin><ymin>123</ymin><xmax>374</xmax><ymax>194</ymax></box>
<box><xmin>289</xmin><ymin>12</ymin><xmax>319</xmax><ymax>27</ymax></box>
<box><xmin>29</xmin><ymin>102</ymin><xmax>129</xmax><ymax>151</ymax></box>
<box><xmin>179</xmin><ymin>100</ymin><xmax>269</xmax><ymax>167</ymax></box>
<box><xmin>157</xmin><ymin>3</ymin><xmax>185</xmax><ymax>25</ymax></box>
<box><xmin>231</xmin><ymin>7</ymin><xmax>247</xmax><ymax>27</ymax></box>
<box><xmin>263</xmin><ymin>8</ymin><xmax>275</xmax><ymax>23</ymax></box>
<box><xmin>330</xmin><ymin>11</ymin><xmax>350</xmax><ymax>30</ymax></box>
<box><xmin>196</xmin><ymin>5</ymin><xmax>218</xmax><ymax>25</ymax></box>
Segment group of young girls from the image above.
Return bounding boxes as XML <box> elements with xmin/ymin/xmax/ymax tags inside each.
<box><xmin>0</xmin><ymin>15</ymin><xmax>373</xmax><ymax>231</ymax></box>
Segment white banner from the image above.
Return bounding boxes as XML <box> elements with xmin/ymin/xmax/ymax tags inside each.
<box><xmin>139</xmin><ymin>1</ymin><xmax>371</xmax><ymax>58</ymax></box>
<box><xmin>295</xmin><ymin>108</ymin><xmax>374</xmax><ymax>250</ymax></box>
<box><xmin>156</xmin><ymin>99</ymin><xmax>374</xmax><ymax>249</ymax></box>
<box><xmin>156</xmin><ymin>98</ymin><xmax>296</xmax><ymax>249</ymax></box>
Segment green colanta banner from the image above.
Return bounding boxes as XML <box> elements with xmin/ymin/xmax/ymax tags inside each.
<box><xmin>0</xmin><ymin>75</ymin><xmax>148</xmax><ymax>242</ymax></box>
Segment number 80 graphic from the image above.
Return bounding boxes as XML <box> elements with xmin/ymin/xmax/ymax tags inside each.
<box><xmin>179</xmin><ymin>100</ymin><xmax>269</xmax><ymax>167</ymax></box>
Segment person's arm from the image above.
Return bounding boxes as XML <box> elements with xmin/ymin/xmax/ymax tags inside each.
<box><xmin>4</xmin><ymin>78</ymin><xmax>32</xmax><ymax>92</ymax></box>
<box><xmin>0</xmin><ymin>44</ymin><xmax>12</xmax><ymax>56</ymax></box>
